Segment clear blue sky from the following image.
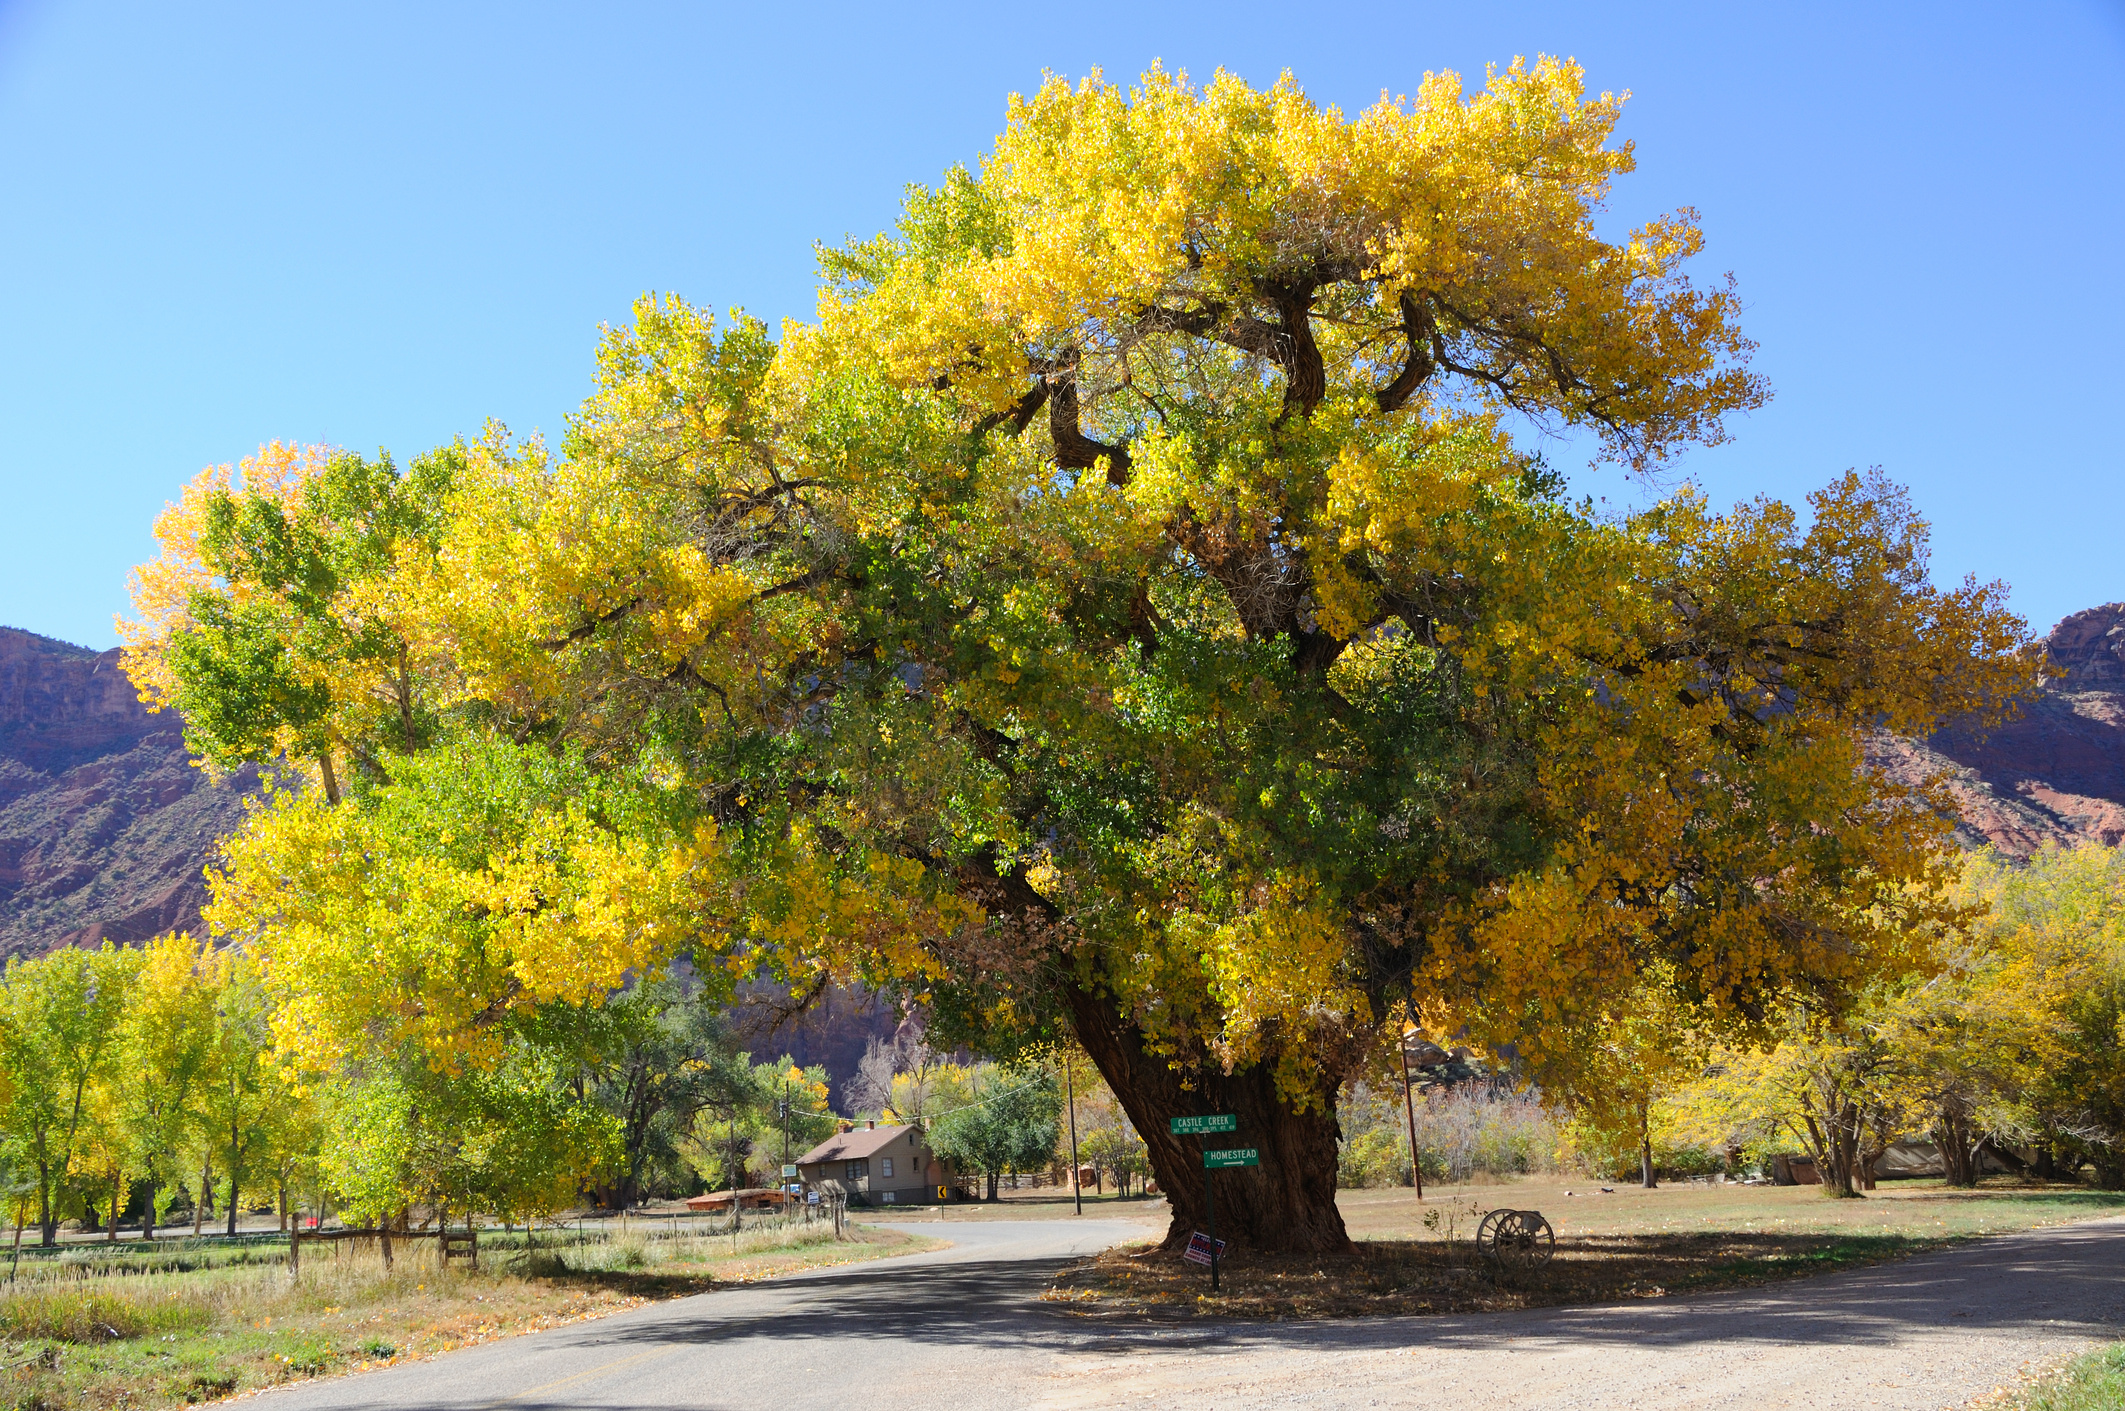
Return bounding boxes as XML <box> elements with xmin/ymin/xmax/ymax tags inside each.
<box><xmin>3</xmin><ymin>0</ymin><xmax>2120</xmax><ymax>651</ymax></box>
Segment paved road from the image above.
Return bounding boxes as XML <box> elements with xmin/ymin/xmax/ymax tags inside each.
<box><xmin>263</xmin><ymin>1216</ymin><xmax>2125</xmax><ymax>1410</ymax></box>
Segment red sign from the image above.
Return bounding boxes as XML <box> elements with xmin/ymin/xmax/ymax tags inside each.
<box><xmin>1182</xmin><ymin>1231</ymin><xmax>1226</xmax><ymax>1267</ymax></box>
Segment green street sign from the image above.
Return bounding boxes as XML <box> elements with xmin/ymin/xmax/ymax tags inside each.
<box><xmin>1204</xmin><ymin>1147</ymin><xmax>1259</xmax><ymax>1168</ymax></box>
<box><xmin>1169</xmin><ymin>1114</ymin><xmax>1238</xmax><ymax>1135</ymax></box>
<box><xmin>782</xmin><ymin>1165</ymin><xmax>798</xmax><ymax>1178</ymax></box>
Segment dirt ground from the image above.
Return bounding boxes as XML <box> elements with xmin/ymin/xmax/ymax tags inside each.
<box><xmin>1031</xmin><ymin>1215</ymin><xmax>2125</xmax><ymax>1410</ymax></box>
<box><xmin>1049</xmin><ymin>1177</ymin><xmax>2125</xmax><ymax>1320</ymax></box>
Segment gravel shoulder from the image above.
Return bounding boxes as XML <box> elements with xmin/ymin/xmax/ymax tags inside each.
<box><xmin>251</xmin><ymin>1212</ymin><xmax>2125</xmax><ymax>1411</ymax></box>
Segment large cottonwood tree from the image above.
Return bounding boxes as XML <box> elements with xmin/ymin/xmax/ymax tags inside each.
<box><xmin>130</xmin><ymin>62</ymin><xmax>2033</xmax><ymax>1252</ymax></box>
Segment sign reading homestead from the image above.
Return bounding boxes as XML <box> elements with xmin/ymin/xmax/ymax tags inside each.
<box><xmin>1203</xmin><ymin>1147</ymin><xmax>1259</xmax><ymax>1168</ymax></box>
<box><xmin>1183</xmin><ymin>1231</ymin><xmax>1227</xmax><ymax>1267</ymax></box>
<box><xmin>1169</xmin><ymin>1114</ymin><xmax>1238</xmax><ymax>1135</ymax></box>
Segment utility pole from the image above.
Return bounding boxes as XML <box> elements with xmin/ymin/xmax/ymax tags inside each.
<box><xmin>1064</xmin><ymin>1054</ymin><xmax>1083</xmax><ymax>1216</ymax></box>
<box><xmin>1399</xmin><ymin>1026</ymin><xmax>1425</xmax><ymax>1202</ymax></box>
<box><xmin>729</xmin><ymin>1115</ymin><xmax>742</xmax><ymax>1235</ymax></box>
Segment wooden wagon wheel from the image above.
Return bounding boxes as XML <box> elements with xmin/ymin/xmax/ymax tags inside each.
<box><xmin>1491</xmin><ymin>1210</ymin><xmax>1555</xmax><ymax>1275</ymax></box>
<box><xmin>1474</xmin><ymin>1207</ymin><xmax>1514</xmax><ymax>1260</ymax></box>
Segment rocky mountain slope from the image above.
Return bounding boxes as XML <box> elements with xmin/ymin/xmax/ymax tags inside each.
<box><xmin>0</xmin><ymin>627</ymin><xmax>254</xmax><ymax>960</ymax></box>
<box><xmin>1868</xmin><ymin>602</ymin><xmax>2125</xmax><ymax>855</ymax></box>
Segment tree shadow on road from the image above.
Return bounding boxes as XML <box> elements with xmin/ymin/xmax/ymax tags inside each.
<box><xmin>567</xmin><ymin>1215</ymin><xmax>2125</xmax><ymax>1361</ymax></box>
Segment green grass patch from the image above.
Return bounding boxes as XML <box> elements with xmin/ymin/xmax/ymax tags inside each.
<box><xmin>0</xmin><ymin>1287</ymin><xmax>211</xmax><ymax>1342</ymax></box>
<box><xmin>2011</xmin><ymin>1342</ymin><xmax>2125</xmax><ymax>1410</ymax></box>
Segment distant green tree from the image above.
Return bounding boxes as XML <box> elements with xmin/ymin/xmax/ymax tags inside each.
<box><xmin>679</xmin><ymin>1056</ymin><xmax>836</xmax><ymax>1193</ymax></box>
<box><xmin>0</xmin><ymin>946</ymin><xmax>138</xmax><ymax>1244</ymax></box>
<box><xmin>319</xmin><ymin>1042</ymin><xmax>621</xmax><ymax>1228</ymax></box>
<box><xmin>195</xmin><ymin>947</ymin><xmax>282</xmax><ymax>1236</ymax></box>
<box><xmin>928</xmin><ymin>1065</ymin><xmax>1061</xmax><ymax>1201</ymax></box>
<box><xmin>574</xmin><ymin>976</ymin><xmax>756</xmax><ymax>1204</ymax></box>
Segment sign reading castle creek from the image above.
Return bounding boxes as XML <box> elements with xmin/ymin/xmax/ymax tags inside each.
<box><xmin>1169</xmin><ymin>1114</ymin><xmax>1237</xmax><ymax>1135</ymax></box>
<box><xmin>1204</xmin><ymin>1147</ymin><xmax>1259</xmax><ymax>1169</ymax></box>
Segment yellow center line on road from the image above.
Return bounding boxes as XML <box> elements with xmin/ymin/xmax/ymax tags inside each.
<box><xmin>483</xmin><ymin>1346</ymin><xmax>682</xmax><ymax>1406</ymax></box>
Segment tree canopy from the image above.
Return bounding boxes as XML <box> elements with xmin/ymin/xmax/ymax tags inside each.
<box><xmin>122</xmin><ymin>61</ymin><xmax>2036</xmax><ymax>1250</ymax></box>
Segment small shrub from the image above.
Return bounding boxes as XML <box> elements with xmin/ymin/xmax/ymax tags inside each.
<box><xmin>182</xmin><ymin>1371</ymin><xmax>237</xmax><ymax>1403</ymax></box>
<box><xmin>1338</xmin><ymin>1082</ymin><xmax>1565</xmax><ymax>1187</ymax></box>
<box><xmin>358</xmin><ymin>1337</ymin><xmax>397</xmax><ymax>1358</ymax></box>
<box><xmin>521</xmin><ymin>1249</ymin><xmax>570</xmax><ymax>1277</ymax></box>
<box><xmin>276</xmin><ymin>1337</ymin><xmax>334</xmax><ymax>1377</ymax></box>
<box><xmin>1338</xmin><ymin>1128</ymin><xmax>1411</xmax><ymax>1188</ymax></box>
<box><xmin>609</xmin><ymin>1238</ymin><xmax>649</xmax><ymax>1270</ymax></box>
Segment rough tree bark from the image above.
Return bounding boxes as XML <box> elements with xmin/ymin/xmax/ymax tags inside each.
<box><xmin>1063</xmin><ymin>982</ymin><xmax>1354</xmax><ymax>1255</ymax></box>
<box><xmin>1937</xmin><ymin>1108</ymin><xmax>1985</xmax><ymax>1188</ymax></box>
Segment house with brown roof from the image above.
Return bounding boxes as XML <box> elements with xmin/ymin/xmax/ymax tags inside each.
<box><xmin>795</xmin><ymin>1120</ymin><xmax>956</xmax><ymax>1205</ymax></box>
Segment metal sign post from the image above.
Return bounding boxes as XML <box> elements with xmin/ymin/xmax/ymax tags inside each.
<box><xmin>1207</xmin><ymin>1164</ymin><xmax>1217</xmax><ymax>1290</ymax></box>
<box><xmin>1199</xmin><ymin>1148</ymin><xmax>1259</xmax><ymax>1291</ymax></box>
<box><xmin>1169</xmin><ymin>1115</ymin><xmax>1241</xmax><ymax>1292</ymax></box>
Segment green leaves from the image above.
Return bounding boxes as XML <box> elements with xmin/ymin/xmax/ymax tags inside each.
<box><xmin>926</xmin><ymin>1065</ymin><xmax>1061</xmax><ymax>1195</ymax></box>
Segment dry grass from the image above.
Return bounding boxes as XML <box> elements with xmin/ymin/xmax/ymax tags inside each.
<box><xmin>1045</xmin><ymin>1177</ymin><xmax>2125</xmax><ymax>1321</ymax></box>
<box><xmin>0</xmin><ymin>1218</ymin><xmax>935</xmax><ymax>1410</ymax></box>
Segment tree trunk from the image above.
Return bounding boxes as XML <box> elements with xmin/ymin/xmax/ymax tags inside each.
<box><xmin>1937</xmin><ymin>1109</ymin><xmax>1983</xmax><ymax>1188</ymax></box>
<box><xmin>1803</xmin><ymin>1101</ymin><xmax>1864</xmax><ymax>1197</ymax></box>
<box><xmin>1065</xmin><ymin>982</ymin><xmax>1353</xmax><ymax>1254</ymax></box>
<box><xmin>37</xmin><ymin>1164</ymin><xmax>54</xmax><ymax>1248</ymax></box>
<box><xmin>1638</xmin><ymin>1102</ymin><xmax>1657</xmax><ymax>1189</ymax></box>
<box><xmin>109</xmin><ymin>1169</ymin><xmax>123</xmax><ymax>1242</ymax></box>
<box><xmin>226</xmin><ymin>1113</ymin><xmax>243</xmax><ymax>1237</ymax></box>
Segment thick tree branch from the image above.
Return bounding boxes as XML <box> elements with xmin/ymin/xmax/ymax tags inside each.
<box><xmin>1264</xmin><ymin>278</ymin><xmax>1326</xmax><ymax>420</ymax></box>
<box><xmin>539</xmin><ymin>597</ymin><xmax>644</xmax><ymax>651</ymax></box>
<box><xmin>1043</xmin><ymin>353</ymin><xmax>1132</xmax><ymax>486</ymax></box>
<box><xmin>1375</xmin><ymin>290</ymin><xmax>1439</xmax><ymax>413</ymax></box>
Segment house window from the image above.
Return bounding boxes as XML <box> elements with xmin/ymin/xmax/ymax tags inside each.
<box><xmin>882</xmin><ymin>1157</ymin><xmax>895</xmax><ymax>1178</ymax></box>
<box><xmin>846</xmin><ymin>1160</ymin><xmax>868</xmax><ymax>1180</ymax></box>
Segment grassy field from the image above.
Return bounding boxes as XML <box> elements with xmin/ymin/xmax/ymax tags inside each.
<box><xmin>1047</xmin><ymin>1177</ymin><xmax>2125</xmax><ymax>1320</ymax></box>
<box><xmin>0</xmin><ymin>1216</ymin><xmax>937</xmax><ymax>1410</ymax></box>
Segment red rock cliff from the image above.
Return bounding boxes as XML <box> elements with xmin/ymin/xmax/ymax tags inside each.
<box><xmin>0</xmin><ymin>627</ymin><xmax>255</xmax><ymax>959</ymax></box>
<box><xmin>1867</xmin><ymin>603</ymin><xmax>2125</xmax><ymax>855</ymax></box>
